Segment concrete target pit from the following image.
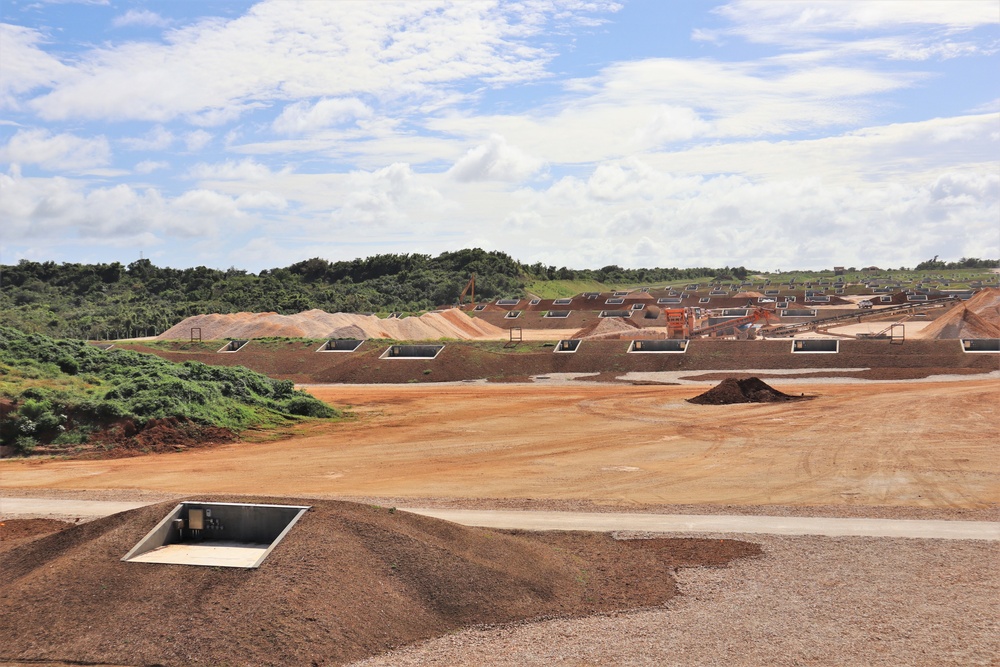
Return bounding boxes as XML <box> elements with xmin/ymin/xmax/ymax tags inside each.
<box><xmin>961</xmin><ymin>339</ymin><xmax>1000</xmax><ymax>353</ymax></box>
<box><xmin>122</xmin><ymin>501</ymin><xmax>310</xmax><ymax>568</ymax></box>
<box><xmin>504</xmin><ymin>310</ymin><xmax>522</xmax><ymax>319</ymax></box>
<box><xmin>554</xmin><ymin>339</ymin><xmax>582</xmax><ymax>353</ymax></box>
<box><xmin>628</xmin><ymin>339</ymin><xmax>689</xmax><ymax>353</ymax></box>
<box><xmin>316</xmin><ymin>339</ymin><xmax>364</xmax><ymax>352</ymax></box>
<box><xmin>792</xmin><ymin>339</ymin><xmax>840</xmax><ymax>353</ymax></box>
<box><xmin>380</xmin><ymin>344</ymin><xmax>445</xmax><ymax>360</ymax></box>
<box><xmin>544</xmin><ymin>310</ymin><xmax>572</xmax><ymax>318</ymax></box>
<box><xmin>599</xmin><ymin>310</ymin><xmax>632</xmax><ymax>318</ymax></box>
<box><xmin>217</xmin><ymin>339</ymin><xmax>249</xmax><ymax>353</ymax></box>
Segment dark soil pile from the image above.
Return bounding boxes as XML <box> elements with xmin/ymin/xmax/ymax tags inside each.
<box><xmin>35</xmin><ymin>417</ymin><xmax>237</xmax><ymax>459</ymax></box>
<box><xmin>687</xmin><ymin>377</ymin><xmax>809</xmax><ymax>405</ymax></box>
<box><xmin>0</xmin><ymin>497</ymin><xmax>760</xmax><ymax>667</ymax></box>
<box><xmin>0</xmin><ymin>519</ymin><xmax>73</xmax><ymax>554</ymax></box>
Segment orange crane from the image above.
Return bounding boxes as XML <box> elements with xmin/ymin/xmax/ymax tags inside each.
<box><xmin>457</xmin><ymin>273</ymin><xmax>476</xmax><ymax>306</ymax></box>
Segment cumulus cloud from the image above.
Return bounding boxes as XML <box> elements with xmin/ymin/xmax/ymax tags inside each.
<box><xmin>112</xmin><ymin>9</ymin><xmax>170</xmax><ymax>29</ymax></box>
<box><xmin>188</xmin><ymin>158</ymin><xmax>280</xmax><ymax>181</ymax></box>
<box><xmin>22</xmin><ymin>1</ymin><xmax>611</xmax><ymax>123</ymax></box>
<box><xmin>134</xmin><ymin>160</ymin><xmax>168</xmax><ymax>174</ymax></box>
<box><xmin>332</xmin><ymin>162</ymin><xmax>445</xmax><ymax>227</ymax></box>
<box><xmin>0</xmin><ymin>128</ymin><xmax>110</xmax><ymax>170</ymax></box>
<box><xmin>0</xmin><ymin>24</ymin><xmax>70</xmax><ymax>109</ymax></box>
<box><xmin>184</xmin><ymin>130</ymin><xmax>213</xmax><ymax>152</ymax></box>
<box><xmin>121</xmin><ymin>125</ymin><xmax>174</xmax><ymax>151</ymax></box>
<box><xmin>272</xmin><ymin>98</ymin><xmax>372</xmax><ymax>134</ymax></box>
<box><xmin>448</xmin><ymin>135</ymin><xmax>545</xmax><ymax>182</ymax></box>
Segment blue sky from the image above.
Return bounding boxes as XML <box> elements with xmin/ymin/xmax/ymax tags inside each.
<box><xmin>1</xmin><ymin>0</ymin><xmax>998</xmax><ymax>272</ymax></box>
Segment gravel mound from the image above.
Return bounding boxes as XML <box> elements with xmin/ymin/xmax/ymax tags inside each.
<box><xmin>920</xmin><ymin>289</ymin><xmax>1000</xmax><ymax>339</ymax></box>
<box><xmin>0</xmin><ymin>497</ymin><xmax>759</xmax><ymax>667</ymax></box>
<box><xmin>687</xmin><ymin>377</ymin><xmax>809</xmax><ymax>404</ymax></box>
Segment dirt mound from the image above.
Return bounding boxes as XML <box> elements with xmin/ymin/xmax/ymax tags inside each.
<box><xmin>573</xmin><ymin>317</ymin><xmax>641</xmax><ymax>339</ymax></box>
<box><xmin>0</xmin><ymin>519</ymin><xmax>73</xmax><ymax>554</ymax></box>
<box><xmin>0</xmin><ymin>497</ymin><xmax>759</xmax><ymax>666</ymax></box>
<box><xmin>159</xmin><ymin>308</ymin><xmax>506</xmax><ymax>342</ymax></box>
<box><xmin>687</xmin><ymin>377</ymin><xmax>809</xmax><ymax>405</ymax></box>
<box><xmin>919</xmin><ymin>291</ymin><xmax>1000</xmax><ymax>340</ymax></box>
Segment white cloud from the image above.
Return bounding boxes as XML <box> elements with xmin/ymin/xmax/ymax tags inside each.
<box><xmin>121</xmin><ymin>125</ymin><xmax>174</xmax><ymax>150</ymax></box>
<box><xmin>112</xmin><ymin>9</ymin><xmax>170</xmax><ymax>29</ymax></box>
<box><xmin>448</xmin><ymin>134</ymin><xmax>545</xmax><ymax>182</ymax></box>
<box><xmin>272</xmin><ymin>98</ymin><xmax>372</xmax><ymax>134</ymax></box>
<box><xmin>714</xmin><ymin>0</ymin><xmax>999</xmax><ymax>36</ymax></box>
<box><xmin>0</xmin><ymin>24</ymin><xmax>70</xmax><ymax>109</ymax></box>
<box><xmin>23</xmin><ymin>1</ymin><xmax>610</xmax><ymax>123</ymax></box>
<box><xmin>134</xmin><ymin>160</ymin><xmax>168</xmax><ymax>174</ymax></box>
<box><xmin>702</xmin><ymin>0</ymin><xmax>1000</xmax><ymax>61</ymax></box>
<box><xmin>188</xmin><ymin>158</ymin><xmax>279</xmax><ymax>181</ymax></box>
<box><xmin>331</xmin><ymin>162</ymin><xmax>446</xmax><ymax>227</ymax></box>
<box><xmin>184</xmin><ymin>130</ymin><xmax>213</xmax><ymax>151</ymax></box>
<box><xmin>0</xmin><ymin>128</ymin><xmax>110</xmax><ymax>170</ymax></box>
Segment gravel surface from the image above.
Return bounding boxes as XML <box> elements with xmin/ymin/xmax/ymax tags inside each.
<box><xmin>351</xmin><ymin>533</ymin><xmax>1000</xmax><ymax>667</ymax></box>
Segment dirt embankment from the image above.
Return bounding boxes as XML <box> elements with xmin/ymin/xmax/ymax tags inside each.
<box><xmin>915</xmin><ymin>288</ymin><xmax>1000</xmax><ymax>339</ymax></box>
<box><xmin>0</xmin><ymin>498</ymin><xmax>759</xmax><ymax>667</ymax></box>
<box><xmin>159</xmin><ymin>309</ymin><xmax>505</xmax><ymax>341</ymax></box>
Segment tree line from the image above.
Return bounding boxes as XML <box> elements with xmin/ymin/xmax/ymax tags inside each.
<box><xmin>1</xmin><ymin>248</ymin><xmax>741</xmax><ymax>339</ymax></box>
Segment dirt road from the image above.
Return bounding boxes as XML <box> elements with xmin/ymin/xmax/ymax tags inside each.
<box><xmin>1</xmin><ymin>378</ymin><xmax>996</xmax><ymax>511</ymax></box>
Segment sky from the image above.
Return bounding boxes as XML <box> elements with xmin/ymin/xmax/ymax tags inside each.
<box><xmin>1</xmin><ymin>0</ymin><xmax>998</xmax><ymax>273</ymax></box>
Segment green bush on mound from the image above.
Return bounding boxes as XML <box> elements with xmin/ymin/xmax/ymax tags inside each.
<box><xmin>0</xmin><ymin>326</ymin><xmax>338</xmax><ymax>452</ymax></box>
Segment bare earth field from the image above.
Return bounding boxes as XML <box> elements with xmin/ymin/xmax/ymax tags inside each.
<box><xmin>2</xmin><ymin>379</ymin><xmax>997</xmax><ymax>511</ymax></box>
<box><xmin>2</xmin><ymin>376</ymin><xmax>998</xmax><ymax>666</ymax></box>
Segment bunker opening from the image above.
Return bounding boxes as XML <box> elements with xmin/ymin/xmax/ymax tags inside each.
<box><xmin>122</xmin><ymin>501</ymin><xmax>310</xmax><ymax>569</ymax></box>
<box><xmin>380</xmin><ymin>344</ymin><xmax>445</xmax><ymax>360</ymax></box>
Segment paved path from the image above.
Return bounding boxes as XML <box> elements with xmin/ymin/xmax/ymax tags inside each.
<box><xmin>402</xmin><ymin>508</ymin><xmax>1000</xmax><ymax>541</ymax></box>
<box><xmin>0</xmin><ymin>497</ymin><xmax>151</xmax><ymax>519</ymax></box>
<box><xmin>3</xmin><ymin>497</ymin><xmax>997</xmax><ymax>540</ymax></box>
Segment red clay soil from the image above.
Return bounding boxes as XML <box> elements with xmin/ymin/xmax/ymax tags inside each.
<box><xmin>0</xmin><ymin>497</ymin><xmax>760</xmax><ymax>667</ymax></box>
<box><xmin>687</xmin><ymin>377</ymin><xmax>811</xmax><ymax>405</ymax></box>
<box><xmin>34</xmin><ymin>417</ymin><xmax>237</xmax><ymax>459</ymax></box>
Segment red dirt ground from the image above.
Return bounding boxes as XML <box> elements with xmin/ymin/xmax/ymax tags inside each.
<box><xmin>0</xmin><ymin>497</ymin><xmax>760</xmax><ymax>667</ymax></box>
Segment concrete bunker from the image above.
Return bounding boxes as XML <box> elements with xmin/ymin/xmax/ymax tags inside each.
<box><xmin>544</xmin><ymin>310</ymin><xmax>572</xmax><ymax>318</ymax></box>
<box><xmin>217</xmin><ymin>340</ymin><xmax>249</xmax><ymax>353</ymax></box>
<box><xmin>122</xmin><ymin>501</ymin><xmax>310</xmax><ymax>568</ymax></box>
<box><xmin>599</xmin><ymin>310</ymin><xmax>632</xmax><ymax>318</ymax></box>
<box><xmin>628</xmin><ymin>339</ymin><xmax>688</xmax><ymax>353</ymax></box>
<box><xmin>791</xmin><ymin>339</ymin><xmax>839</xmax><ymax>353</ymax></box>
<box><xmin>554</xmin><ymin>339</ymin><xmax>581</xmax><ymax>353</ymax></box>
<box><xmin>504</xmin><ymin>310</ymin><xmax>522</xmax><ymax>319</ymax></box>
<box><xmin>961</xmin><ymin>339</ymin><xmax>1000</xmax><ymax>353</ymax></box>
<box><xmin>317</xmin><ymin>339</ymin><xmax>364</xmax><ymax>352</ymax></box>
<box><xmin>380</xmin><ymin>344</ymin><xmax>445</xmax><ymax>360</ymax></box>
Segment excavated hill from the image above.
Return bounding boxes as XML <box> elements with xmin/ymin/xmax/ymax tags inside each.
<box><xmin>918</xmin><ymin>289</ymin><xmax>1000</xmax><ymax>339</ymax></box>
<box><xmin>0</xmin><ymin>497</ymin><xmax>759</xmax><ymax>667</ymax></box>
<box><xmin>159</xmin><ymin>309</ymin><xmax>505</xmax><ymax>341</ymax></box>
<box><xmin>687</xmin><ymin>377</ymin><xmax>811</xmax><ymax>405</ymax></box>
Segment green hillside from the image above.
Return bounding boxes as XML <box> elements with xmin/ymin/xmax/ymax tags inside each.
<box><xmin>0</xmin><ymin>327</ymin><xmax>339</xmax><ymax>456</ymax></box>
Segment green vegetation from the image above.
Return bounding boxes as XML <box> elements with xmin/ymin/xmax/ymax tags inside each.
<box><xmin>0</xmin><ymin>326</ymin><xmax>339</xmax><ymax>455</ymax></box>
<box><xmin>0</xmin><ymin>250</ymin><xmax>748</xmax><ymax>339</ymax></box>
<box><xmin>1</xmin><ymin>249</ymin><xmax>993</xmax><ymax>341</ymax></box>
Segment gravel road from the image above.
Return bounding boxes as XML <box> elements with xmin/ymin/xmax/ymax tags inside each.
<box><xmin>351</xmin><ymin>533</ymin><xmax>999</xmax><ymax>667</ymax></box>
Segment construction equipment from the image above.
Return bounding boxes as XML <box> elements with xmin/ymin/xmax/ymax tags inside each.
<box><xmin>691</xmin><ymin>307</ymin><xmax>780</xmax><ymax>338</ymax></box>
<box><xmin>662</xmin><ymin>307</ymin><xmax>778</xmax><ymax>339</ymax></box>
<box><xmin>457</xmin><ymin>273</ymin><xmax>476</xmax><ymax>306</ymax></box>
